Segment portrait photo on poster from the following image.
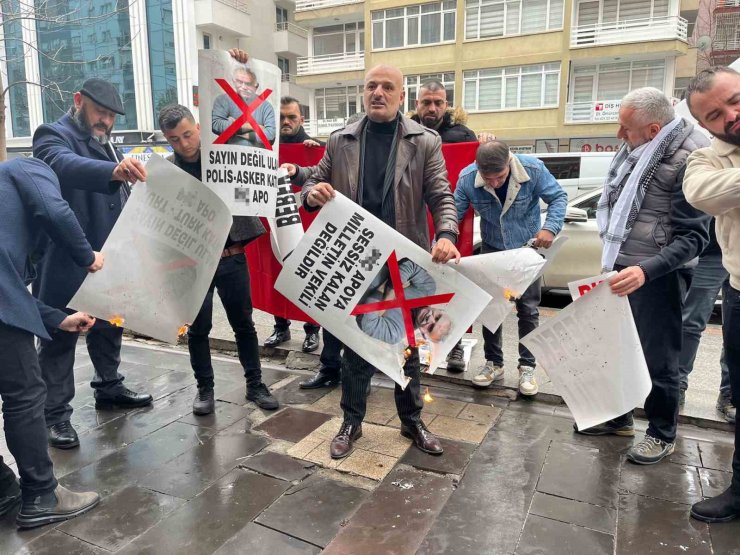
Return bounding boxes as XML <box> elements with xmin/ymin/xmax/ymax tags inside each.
<box><xmin>198</xmin><ymin>50</ymin><xmax>281</xmax><ymax>217</ymax></box>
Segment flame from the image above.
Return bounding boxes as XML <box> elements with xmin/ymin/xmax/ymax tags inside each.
<box><xmin>423</xmin><ymin>387</ymin><xmax>434</xmax><ymax>403</ymax></box>
<box><xmin>108</xmin><ymin>315</ymin><xmax>125</xmax><ymax>327</ymax></box>
<box><xmin>178</xmin><ymin>324</ymin><xmax>190</xmax><ymax>337</ymax></box>
<box><xmin>503</xmin><ymin>288</ymin><xmax>518</xmax><ymax>300</ymax></box>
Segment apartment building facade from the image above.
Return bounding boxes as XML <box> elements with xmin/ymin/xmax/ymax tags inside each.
<box><xmin>1</xmin><ymin>0</ymin><xmax>705</xmax><ymax>154</ymax></box>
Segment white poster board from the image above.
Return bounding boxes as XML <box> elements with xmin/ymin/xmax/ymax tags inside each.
<box><xmin>269</xmin><ymin>168</ymin><xmax>304</xmax><ymax>262</ymax></box>
<box><xmin>520</xmin><ymin>277</ymin><xmax>652</xmax><ymax>431</ymax></box>
<box><xmin>199</xmin><ymin>50</ymin><xmax>280</xmax><ymax>217</ymax></box>
<box><xmin>567</xmin><ymin>272</ymin><xmax>611</xmax><ymax>301</ymax></box>
<box><xmin>68</xmin><ymin>154</ymin><xmax>231</xmax><ymax>344</ymax></box>
<box><xmin>275</xmin><ymin>193</ymin><xmax>491</xmax><ymax>387</ymax></box>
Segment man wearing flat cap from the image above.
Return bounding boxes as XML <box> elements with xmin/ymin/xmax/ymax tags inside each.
<box><xmin>32</xmin><ymin>78</ymin><xmax>153</xmax><ymax>451</ymax></box>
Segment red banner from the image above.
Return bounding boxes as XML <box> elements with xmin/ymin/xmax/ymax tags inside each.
<box><xmin>246</xmin><ymin>141</ymin><xmax>478</xmax><ymax>321</ymax></box>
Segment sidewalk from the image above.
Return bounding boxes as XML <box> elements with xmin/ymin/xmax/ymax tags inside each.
<box><xmin>209</xmin><ymin>303</ymin><xmax>733</xmax><ymax>431</ymax></box>
<box><xmin>0</xmin><ymin>340</ymin><xmax>736</xmax><ymax>554</ymax></box>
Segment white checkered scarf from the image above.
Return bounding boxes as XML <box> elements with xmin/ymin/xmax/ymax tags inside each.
<box><xmin>596</xmin><ymin>116</ymin><xmax>684</xmax><ymax>271</ymax></box>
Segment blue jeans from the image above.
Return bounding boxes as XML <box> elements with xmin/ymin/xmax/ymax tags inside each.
<box><xmin>678</xmin><ymin>253</ymin><xmax>730</xmax><ymax>397</ymax></box>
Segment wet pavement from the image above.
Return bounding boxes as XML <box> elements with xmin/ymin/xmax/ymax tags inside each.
<box><xmin>0</xmin><ymin>340</ymin><xmax>738</xmax><ymax>554</ymax></box>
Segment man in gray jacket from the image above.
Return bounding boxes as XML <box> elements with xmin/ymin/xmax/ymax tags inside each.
<box><xmin>302</xmin><ymin>64</ymin><xmax>460</xmax><ymax>460</ymax></box>
<box><xmin>575</xmin><ymin>87</ymin><xmax>710</xmax><ymax>465</ymax></box>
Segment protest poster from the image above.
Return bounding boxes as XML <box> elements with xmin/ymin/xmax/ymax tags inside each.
<box><xmin>68</xmin><ymin>154</ymin><xmax>232</xmax><ymax>344</ymax></box>
<box><xmin>275</xmin><ymin>193</ymin><xmax>491</xmax><ymax>387</ymax></box>
<box><xmin>268</xmin><ymin>167</ymin><xmax>304</xmax><ymax>262</ymax></box>
<box><xmin>568</xmin><ymin>272</ymin><xmax>611</xmax><ymax>301</ymax></box>
<box><xmin>247</xmin><ymin>141</ymin><xmax>479</xmax><ymax>323</ymax></box>
<box><xmin>520</xmin><ymin>277</ymin><xmax>652</xmax><ymax>431</ymax></box>
<box><xmin>199</xmin><ymin>50</ymin><xmax>280</xmax><ymax>217</ymax></box>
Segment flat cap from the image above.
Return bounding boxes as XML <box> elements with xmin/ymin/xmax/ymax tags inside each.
<box><xmin>79</xmin><ymin>78</ymin><xmax>125</xmax><ymax>115</ymax></box>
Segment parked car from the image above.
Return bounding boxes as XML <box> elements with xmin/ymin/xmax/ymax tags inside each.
<box><xmin>535</xmin><ymin>151</ymin><xmax>615</xmax><ymax>200</ymax></box>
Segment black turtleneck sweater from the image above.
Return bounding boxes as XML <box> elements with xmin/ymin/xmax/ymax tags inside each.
<box><xmin>361</xmin><ymin>118</ymin><xmax>396</xmax><ymax>219</ymax></box>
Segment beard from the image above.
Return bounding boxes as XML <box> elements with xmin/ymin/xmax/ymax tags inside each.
<box><xmin>421</xmin><ymin>114</ymin><xmax>443</xmax><ymax>129</ymax></box>
<box><xmin>72</xmin><ymin>107</ymin><xmax>112</xmax><ymax>144</ymax></box>
<box><xmin>713</xmin><ymin>116</ymin><xmax>740</xmax><ymax>147</ymax></box>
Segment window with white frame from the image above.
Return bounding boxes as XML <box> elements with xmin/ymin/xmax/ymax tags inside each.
<box><xmin>404</xmin><ymin>73</ymin><xmax>456</xmax><ymax>112</ymax></box>
<box><xmin>569</xmin><ymin>59</ymin><xmax>666</xmax><ymax>105</ymax></box>
<box><xmin>315</xmin><ymin>86</ymin><xmax>363</xmax><ymax>120</ymax></box>
<box><xmin>464</xmin><ymin>0</ymin><xmax>563</xmax><ymax>41</ymax></box>
<box><xmin>372</xmin><ymin>1</ymin><xmax>456</xmax><ymax>50</ymax></box>
<box><xmin>463</xmin><ymin>63</ymin><xmax>560</xmax><ymax>112</ymax></box>
<box><xmin>575</xmin><ymin>0</ymin><xmax>670</xmax><ymax>29</ymax></box>
<box><xmin>313</xmin><ymin>23</ymin><xmax>364</xmax><ymax>56</ymax></box>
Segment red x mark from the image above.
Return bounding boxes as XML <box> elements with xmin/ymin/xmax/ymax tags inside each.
<box><xmin>213</xmin><ymin>78</ymin><xmax>273</xmax><ymax>150</ymax></box>
<box><xmin>351</xmin><ymin>251</ymin><xmax>454</xmax><ymax>347</ymax></box>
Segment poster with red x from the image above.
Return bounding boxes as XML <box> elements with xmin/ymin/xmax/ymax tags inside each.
<box><xmin>198</xmin><ymin>50</ymin><xmax>280</xmax><ymax>217</ymax></box>
<box><xmin>275</xmin><ymin>193</ymin><xmax>491</xmax><ymax>388</ymax></box>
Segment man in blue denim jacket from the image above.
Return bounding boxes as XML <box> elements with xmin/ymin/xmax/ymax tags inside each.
<box><xmin>455</xmin><ymin>141</ymin><xmax>567</xmax><ymax>395</ymax></box>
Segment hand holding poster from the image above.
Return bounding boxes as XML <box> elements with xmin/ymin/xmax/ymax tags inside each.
<box><xmin>275</xmin><ymin>193</ymin><xmax>491</xmax><ymax>387</ymax></box>
<box><xmin>68</xmin><ymin>154</ymin><xmax>232</xmax><ymax>344</ymax></box>
<box><xmin>199</xmin><ymin>50</ymin><xmax>280</xmax><ymax>217</ymax></box>
<box><xmin>520</xmin><ymin>277</ymin><xmax>652</xmax><ymax>431</ymax></box>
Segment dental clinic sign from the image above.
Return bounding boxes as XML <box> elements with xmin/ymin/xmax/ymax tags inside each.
<box><xmin>593</xmin><ymin>100</ymin><xmax>620</xmax><ymax>122</ymax></box>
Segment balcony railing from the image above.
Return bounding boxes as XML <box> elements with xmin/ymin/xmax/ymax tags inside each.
<box><xmin>281</xmin><ymin>73</ymin><xmax>296</xmax><ymax>82</ymax></box>
<box><xmin>295</xmin><ymin>0</ymin><xmax>362</xmax><ymax>11</ymax></box>
<box><xmin>571</xmin><ymin>16</ymin><xmax>688</xmax><ymax>47</ymax></box>
<box><xmin>304</xmin><ymin>118</ymin><xmax>347</xmax><ymax>136</ymax></box>
<box><xmin>717</xmin><ymin>0</ymin><xmax>740</xmax><ymax>7</ymax></box>
<box><xmin>297</xmin><ymin>52</ymin><xmax>364</xmax><ymax>76</ymax></box>
<box><xmin>215</xmin><ymin>0</ymin><xmax>249</xmax><ymax>13</ymax></box>
<box><xmin>275</xmin><ymin>21</ymin><xmax>308</xmax><ymax>38</ymax></box>
<box><xmin>566</xmin><ymin>100</ymin><xmax>621</xmax><ymax>124</ymax></box>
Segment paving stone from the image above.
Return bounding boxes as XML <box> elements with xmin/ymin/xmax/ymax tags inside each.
<box><xmin>529</xmin><ymin>492</ymin><xmax>616</xmax><ymax>535</ymax></box>
<box><xmin>337</xmin><ymin>449</ymin><xmax>397</xmax><ymax>481</ymax></box>
<box><xmin>418</xmin><ymin>429</ymin><xmax>550</xmax><ymax>555</ymax></box>
<box><xmin>515</xmin><ymin>514</ymin><xmax>614</xmax><ymax>555</ymax></box>
<box><xmin>116</xmin><ymin>361</ymin><xmax>175</xmax><ymax>383</ymax></box>
<box><xmin>58</xmin><ymin>486</ymin><xmax>185</xmax><ymax>552</ymax></box>
<box><xmin>386</xmin><ymin>413</ymin><xmax>437</xmax><ymax>429</ymax></box>
<box><xmin>355</xmin><ymin>422</ymin><xmax>412</xmax><ymax>457</ymax></box>
<box><xmin>536</xmin><ymin>441</ymin><xmax>621</xmax><ymax>509</ymax></box>
<box><xmin>271</xmin><ymin>379</ymin><xmax>332</xmax><ymax>405</ymax></box>
<box><xmin>238</xmin><ymin>451</ymin><xmax>314</xmax><ymax>481</ymax></box>
<box><xmin>619</xmin><ymin>461</ymin><xmax>703</xmax><ymax>505</ymax></box>
<box><xmin>308</xmin><ymin>388</ymin><xmax>343</xmax><ymax>417</ymax></box>
<box><xmin>324</xmin><ymin>466</ymin><xmax>454</xmax><ymax>555</ymax></box>
<box><xmin>303</xmin><ymin>440</ymin><xmax>342</xmax><ymax>469</ymax></box>
<box><xmin>708</xmin><ymin>520</ymin><xmax>740</xmax><ymax>555</ymax></box>
<box><xmin>213</xmin><ymin>523</ymin><xmax>321</xmax><ymax>555</ymax></box>
<box><xmin>70</xmin><ymin>404</ymin><xmax>128</xmax><ymax>434</ymax></box>
<box><xmin>669</xmin><ymin>438</ymin><xmax>703</xmax><ymax>467</ymax></box>
<box><xmin>118</xmin><ymin>469</ymin><xmax>289</xmax><ymax>554</ymax></box>
<box><xmin>254</xmin><ymin>407</ymin><xmax>333</xmax><ymax>443</ymax></box>
<box><xmin>399</xmin><ymin>437</ymin><xmax>476</xmax><ymax>475</ymax></box>
<box><xmin>138</xmin><ymin>428</ymin><xmax>269</xmax><ymax>499</ymax></box>
<box><xmin>256</xmin><ymin>474</ymin><xmax>368</xmax><ymax>547</ymax></box>
<box><xmin>177</xmin><ymin>401</ymin><xmax>251</xmax><ymax>431</ymax></box>
<box><xmin>59</xmin><ymin>421</ymin><xmax>215</xmax><ymax>497</ymax></box>
<box><xmin>699</xmin><ymin>441</ymin><xmax>734</xmax><ymax>472</ymax></box>
<box><xmin>140</xmin><ymin>370</ymin><xmax>194</xmax><ymax>401</ymax></box>
<box><xmin>0</xmin><ymin>508</ymin><xmax>53</xmax><ymax>554</ymax></box>
<box><xmin>287</xmin><ymin>435</ymin><xmax>324</xmax><ymax>459</ymax></box>
<box><xmin>17</xmin><ymin>530</ymin><xmax>107</xmax><ymax>554</ymax></box>
<box><xmin>457</xmin><ymin>403</ymin><xmax>502</xmax><ymax>424</ymax></box>
<box><xmin>428</xmin><ymin>415</ymin><xmax>490</xmax><ymax>444</ymax></box>
<box><xmin>421</xmin><ymin>396</ymin><xmax>467</xmax><ymax>418</ymax></box>
<box><xmin>119</xmin><ymin>344</ymin><xmax>192</xmax><ymax>370</ymax></box>
<box><xmin>698</xmin><ymin>467</ymin><xmax>733</xmax><ymax>499</ymax></box>
<box><xmin>616</xmin><ymin>493</ymin><xmax>712</xmax><ymax>555</ymax></box>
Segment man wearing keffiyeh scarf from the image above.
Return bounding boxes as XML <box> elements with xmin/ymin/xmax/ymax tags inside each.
<box><xmin>575</xmin><ymin>87</ymin><xmax>711</xmax><ymax>466</ymax></box>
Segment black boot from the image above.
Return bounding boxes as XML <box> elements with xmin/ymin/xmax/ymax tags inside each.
<box><xmin>246</xmin><ymin>383</ymin><xmax>279</xmax><ymax>410</ymax></box>
<box><xmin>0</xmin><ymin>479</ymin><xmax>20</xmax><ymax>517</ymax></box>
<box><xmin>16</xmin><ymin>485</ymin><xmax>99</xmax><ymax>529</ymax></box>
<box><xmin>299</xmin><ymin>369</ymin><xmax>340</xmax><ymax>389</ymax></box>
<box><xmin>47</xmin><ymin>421</ymin><xmax>80</xmax><ymax>449</ymax></box>
<box><xmin>264</xmin><ymin>327</ymin><xmax>291</xmax><ymax>347</ymax></box>
<box><xmin>192</xmin><ymin>387</ymin><xmax>215</xmax><ymax>416</ymax></box>
<box><xmin>690</xmin><ymin>487</ymin><xmax>740</xmax><ymax>523</ymax></box>
<box><xmin>302</xmin><ymin>332</ymin><xmax>319</xmax><ymax>353</ymax></box>
<box><xmin>95</xmin><ymin>386</ymin><xmax>153</xmax><ymax>409</ymax></box>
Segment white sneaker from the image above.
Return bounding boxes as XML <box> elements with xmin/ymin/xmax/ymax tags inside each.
<box><xmin>518</xmin><ymin>365</ymin><xmax>538</xmax><ymax>396</ymax></box>
<box><xmin>472</xmin><ymin>361</ymin><xmax>504</xmax><ymax>388</ymax></box>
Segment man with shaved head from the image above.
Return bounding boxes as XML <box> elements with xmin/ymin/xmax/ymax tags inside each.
<box><xmin>299</xmin><ymin>64</ymin><xmax>460</xmax><ymax>459</ymax></box>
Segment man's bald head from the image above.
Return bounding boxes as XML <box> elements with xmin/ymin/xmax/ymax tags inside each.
<box><xmin>363</xmin><ymin>64</ymin><xmax>405</xmax><ymax>123</ymax></box>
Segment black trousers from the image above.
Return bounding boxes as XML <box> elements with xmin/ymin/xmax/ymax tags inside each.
<box><xmin>609</xmin><ymin>268</ymin><xmax>687</xmax><ymax>443</ymax></box>
<box><xmin>274</xmin><ymin>316</ymin><xmax>320</xmax><ymax>335</ymax></box>
<box><xmin>340</xmin><ymin>348</ymin><xmax>423</xmax><ymax>427</ymax></box>
<box><xmin>722</xmin><ymin>282</ymin><xmax>740</xmax><ymax>492</ymax></box>
<box><xmin>38</xmin><ymin>321</ymin><xmax>124</xmax><ymax>427</ymax></box>
<box><xmin>480</xmin><ymin>243</ymin><xmax>540</xmax><ymax>367</ymax></box>
<box><xmin>0</xmin><ymin>455</ymin><xmax>17</xmax><ymax>496</ymax></box>
<box><xmin>188</xmin><ymin>253</ymin><xmax>262</xmax><ymax>389</ymax></box>
<box><xmin>319</xmin><ymin>330</ymin><xmax>343</xmax><ymax>375</ymax></box>
<box><xmin>0</xmin><ymin>323</ymin><xmax>57</xmax><ymax>499</ymax></box>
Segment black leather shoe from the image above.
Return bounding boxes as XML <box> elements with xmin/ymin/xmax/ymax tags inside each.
<box><xmin>48</xmin><ymin>421</ymin><xmax>80</xmax><ymax>450</ymax></box>
<box><xmin>445</xmin><ymin>342</ymin><xmax>466</xmax><ymax>373</ymax></box>
<box><xmin>401</xmin><ymin>421</ymin><xmax>443</xmax><ymax>455</ymax></box>
<box><xmin>95</xmin><ymin>387</ymin><xmax>153</xmax><ymax>410</ymax></box>
<box><xmin>16</xmin><ymin>485</ymin><xmax>99</xmax><ymax>529</ymax></box>
<box><xmin>192</xmin><ymin>387</ymin><xmax>215</xmax><ymax>416</ymax></box>
<box><xmin>264</xmin><ymin>328</ymin><xmax>291</xmax><ymax>347</ymax></box>
<box><xmin>246</xmin><ymin>383</ymin><xmax>279</xmax><ymax>410</ymax></box>
<box><xmin>691</xmin><ymin>487</ymin><xmax>740</xmax><ymax>523</ymax></box>
<box><xmin>299</xmin><ymin>369</ymin><xmax>340</xmax><ymax>389</ymax></box>
<box><xmin>0</xmin><ymin>480</ymin><xmax>21</xmax><ymax>517</ymax></box>
<box><xmin>302</xmin><ymin>332</ymin><xmax>319</xmax><ymax>353</ymax></box>
<box><xmin>330</xmin><ymin>422</ymin><xmax>362</xmax><ymax>459</ymax></box>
